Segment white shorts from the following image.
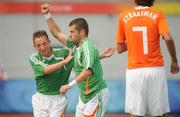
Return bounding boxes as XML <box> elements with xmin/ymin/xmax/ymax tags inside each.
<box><xmin>75</xmin><ymin>88</ymin><xmax>109</xmax><ymax>117</ymax></box>
<box><xmin>125</xmin><ymin>66</ymin><xmax>170</xmax><ymax>116</ymax></box>
<box><xmin>32</xmin><ymin>92</ymin><xmax>67</xmax><ymax>117</ymax></box>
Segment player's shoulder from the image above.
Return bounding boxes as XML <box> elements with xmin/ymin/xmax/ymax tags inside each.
<box><xmin>143</xmin><ymin>7</ymin><xmax>165</xmax><ymax>17</ymax></box>
<box><xmin>53</xmin><ymin>48</ymin><xmax>69</xmax><ymax>53</ymax></box>
<box><xmin>28</xmin><ymin>52</ymin><xmax>40</xmax><ymax>63</ymax></box>
<box><xmin>150</xmin><ymin>7</ymin><xmax>163</xmax><ymax>12</ymax></box>
<box><xmin>149</xmin><ymin>7</ymin><xmax>166</xmax><ymax>20</ymax></box>
<box><xmin>84</xmin><ymin>37</ymin><xmax>94</xmax><ymax>46</ymax></box>
<box><xmin>118</xmin><ymin>8</ymin><xmax>140</xmax><ymax>19</ymax></box>
<box><xmin>29</xmin><ymin>52</ymin><xmax>39</xmax><ymax>59</ymax></box>
<box><xmin>52</xmin><ymin>47</ymin><xmax>69</xmax><ymax>57</ymax></box>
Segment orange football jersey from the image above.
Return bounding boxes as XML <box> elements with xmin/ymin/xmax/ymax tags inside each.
<box><xmin>116</xmin><ymin>6</ymin><xmax>169</xmax><ymax>69</ymax></box>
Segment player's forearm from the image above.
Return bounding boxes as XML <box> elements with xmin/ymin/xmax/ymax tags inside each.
<box><xmin>100</xmin><ymin>54</ymin><xmax>111</xmax><ymax>59</ymax></box>
<box><xmin>41</xmin><ymin>4</ymin><xmax>67</xmax><ymax>45</ymax></box>
<box><xmin>43</xmin><ymin>60</ymin><xmax>66</xmax><ymax>74</ymax></box>
<box><xmin>100</xmin><ymin>52</ymin><xmax>108</xmax><ymax>59</ymax></box>
<box><xmin>100</xmin><ymin>54</ymin><xmax>105</xmax><ymax>59</ymax></box>
<box><xmin>44</xmin><ymin>13</ymin><xmax>67</xmax><ymax>46</ymax></box>
<box><xmin>47</xmin><ymin>17</ymin><xmax>61</xmax><ymax>39</ymax></box>
<box><xmin>165</xmin><ymin>39</ymin><xmax>178</xmax><ymax>63</ymax></box>
<box><xmin>75</xmin><ymin>69</ymin><xmax>92</xmax><ymax>83</ymax></box>
<box><xmin>116</xmin><ymin>43</ymin><xmax>127</xmax><ymax>54</ymax></box>
<box><xmin>99</xmin><ymin>47</ymin><xmax>115</xmax><ymax>59</ymax></box>
<box><xmin>67</xmin><ymin>69</ymin><xmax>92</xmax><ymax>89</ymax></box>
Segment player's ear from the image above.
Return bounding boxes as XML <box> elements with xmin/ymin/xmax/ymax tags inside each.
<box><xmin>80</xmin><ymin>29</ymin><xmax>85</xmax><ymax>35</ymax></box>
<box><xmin>33</xmin><ymin>42</ymin><xmax>36</xmax><ymax>48</ymax></box>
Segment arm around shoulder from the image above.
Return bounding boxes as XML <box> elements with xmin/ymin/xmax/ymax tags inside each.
<box><xmin>43</xmin><ymin>49</ymin><xmax>73</xmax><ymax>74</ymax></box>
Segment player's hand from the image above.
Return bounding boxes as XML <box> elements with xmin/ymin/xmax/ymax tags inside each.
<box><xmin>170</xmin><ymin>62</ymin><xmax>179</xmax><ymax>74</ymax></box>
<box><xmin>60</xmin><ymin>84</ymin><xmax>70</xmax><ymax>94</ymax></box>
<box><xmin>41</xmin><ymin>3</ymin><xmax>49</xmax><ymax>14</ymax></box>
<box><xmin>64</xmin><ymin>48</ymin><xmax>73</xmax><ymax>64</ymax></box>
<box><xmin>101</xmin><ymin>47</ymin><xmax>115</xmax><ymax>59</ymax></box>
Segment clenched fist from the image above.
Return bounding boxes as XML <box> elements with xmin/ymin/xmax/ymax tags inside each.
<box><xmin>41</xmin><ymin>3</ymin><xmax>49</xmax><ymax>14</ymax></box>
<box><xmin>59</xmin><ymin>84</ymin><xmax>71</xmax><ymax>94</ymax></box>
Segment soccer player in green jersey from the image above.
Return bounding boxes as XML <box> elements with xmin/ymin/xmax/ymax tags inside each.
<box><xmin>29</xmin><ymin>30</ymin><xmax>74</xmax><ymax>117</ymax></box>
<box><xmin>30</xmin><ymin>30</ymin><xmax>113</xmax><ymax>117</ymax></box>
<box><xmin>41</xmin><ymin>4</ymin><xmax>114</xmax><ymax>117</ymax></box>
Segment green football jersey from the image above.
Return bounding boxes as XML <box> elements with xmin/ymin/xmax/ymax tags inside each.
<box><xmin>29</xmin><ymin>48</ymin><xmax>73</xmax><ymax>95</ymax></box>
<box><xmin>67</xmin><ymin>37</ymin><xmax>107</xmax><ymax>103</ymax></box>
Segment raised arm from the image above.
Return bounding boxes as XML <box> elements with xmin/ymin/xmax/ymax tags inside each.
<box><xmin>162</xmin><ymin>32</ymin><xmax>179</xmax><ymax>74</ymax></box>
<box><xmin>41</xmin><ymin>4</ymin><xmax>67</xmax><ymax>46</ymax></box>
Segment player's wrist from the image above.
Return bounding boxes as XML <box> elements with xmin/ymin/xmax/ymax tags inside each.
<box><xmin>61</xmin><ymin>60</ymin><xmax>67</xmax><ymax>65</ymax></box>
<box><xmin>101</xmin><ymin>54</ymin><xmax>105</xmax><ymax>59</ymax></box>
<box><xmin>44</xmin><ymin>13</ymin><xmax>51</xmax><ymax>20</ymax></box>
<box><xmin>63</xmin><ymin>58</ymin><xmax>69</xmax><ymax>64</ymax></box>
<box><xmin>68</xmin><ymin>79</ymin><xmax>77</xmax><ymax>88</ymax></box>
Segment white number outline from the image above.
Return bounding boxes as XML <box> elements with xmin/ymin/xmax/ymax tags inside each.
<box><xmin>132</xmin><ymin>26</ymin><xmax>148</xmax><ymax>55</ymax></box>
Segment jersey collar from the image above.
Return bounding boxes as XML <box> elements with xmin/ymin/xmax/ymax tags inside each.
<box><xmin>43</xmin><ymin>55</ymin><xmax>54</xmax><ymax>60</ymax></box>
<box><xmin>135</xmin><ymin>6</ymin><xmax>149</xmax><ymax>10</ymax></box>
<box><xmin>37</xmin><ymin>48</ymin><xmax>54</xmax><ymax>61</ymax></box>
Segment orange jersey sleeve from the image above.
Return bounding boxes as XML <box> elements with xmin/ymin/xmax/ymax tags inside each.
<box><xmin>116</xmin><ymin>7</ymin><xmax>170</xmax><ymax>69</ymax></box>
<box><xmin>116</xmin><ymin>12</ymin><xmax>126</xmax><ymax>44</ymax></box>
<box><xmin>158</xmin><ymin>11</ymin><xmax>169</xmax><ymax>35</ymax></box>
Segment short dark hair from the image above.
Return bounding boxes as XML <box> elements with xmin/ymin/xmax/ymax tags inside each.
<box><xmin>135</xmin><ymin>0</ymin><xmax>155</xmax><ymax>7</ymax></box>
<box><xmin>69</xmin><ymin>18</ymin><xmax>89</xmax><ymax>36</ymax></box>
<box><xmin>33</xmin><ymin>30</ymin><xmax>49</xmax><ymax>45</ymax></box>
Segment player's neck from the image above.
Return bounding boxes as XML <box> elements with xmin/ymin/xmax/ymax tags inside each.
<box><xmin>77</xmin><ymin>36</ymin><xmax>87</xmax><ymax>47</ymax></box>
